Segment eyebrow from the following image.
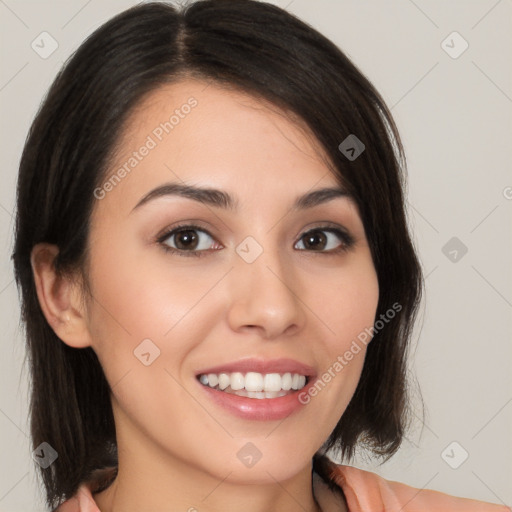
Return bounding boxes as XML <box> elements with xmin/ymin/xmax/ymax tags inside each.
<box><xmin>130</xmin><ymin>182</ymin><xmax>350</xmax><ymax>213</ymax></box>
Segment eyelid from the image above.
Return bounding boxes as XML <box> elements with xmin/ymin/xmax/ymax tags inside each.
<box><xmin>154</xmin><ymin>219</ymin><xmax>216</xmax><ymax>240</ymax></box>
<box><xmin>299</xmin><ymin>221</ymin><xmax>351</xmax><ymax>235</ymax></box>
<box><xmin>295</xmin><ymin>221</ymin><xmax>355</xmax><ymax>242</ymax></box>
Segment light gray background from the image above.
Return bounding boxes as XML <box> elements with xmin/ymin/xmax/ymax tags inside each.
<box><xmin>1</xmin><ymin>0</ymin><xmax>511</xmax><ymax>510</ymax></box>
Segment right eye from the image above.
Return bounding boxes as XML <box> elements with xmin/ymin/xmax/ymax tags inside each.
<box><xmin>158</xmin><ymin>225</ymin><xmax>222</xmax><ymax>257</ymax></box>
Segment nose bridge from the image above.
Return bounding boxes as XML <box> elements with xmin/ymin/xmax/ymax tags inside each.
<box><xmin>226</xmin><ymin>235</ymin><xmax>305</xmax><ymax>338</ymax></box>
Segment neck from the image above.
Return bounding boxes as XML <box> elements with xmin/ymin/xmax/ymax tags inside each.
<box><xmin>94</xmin><ymin>454</ymin><xmax>322</xmax><ymax>512</ymax></box>
<box><xmin>93</xmin><ymin>413</ymin><xmax>326</xmax><ymax>512</ymax></box>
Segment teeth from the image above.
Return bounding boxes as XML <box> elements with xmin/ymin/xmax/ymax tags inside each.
<box><xmin>264</xmin><ymin>373</ymin><xmax>281</xmax><ymax>392</ymax></box>
<box><xmin>292</xmin><ymin>373</ymin><xmax>302</xmax><ymax>390</ymax></box>
<box><xmin>281</xmin><ymin>372</ymin><xmax>292</xmax><ymax>390</ymax></box>
<box><xmin>230</xmin><ymin>372</ymin><xmax>244</xmax><ymax>391</ymax></box>
<box><xmin>218</xmin><ymin>373</ymin><xmax>230</xmax><ymax>390</ymax></box>
<box><xmin>198</xmin><ymin>371</ymin><xmax>308</xmax><ymax>394</ymax></box>
<box><xmin>245</xmin><ymin>372</ymin><xmax>264</xmax><ymax>392</ymax></box>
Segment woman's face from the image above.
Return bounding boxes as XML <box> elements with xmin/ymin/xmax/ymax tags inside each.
<box><xmin>82</xmin><ymin>79</ymin><xmax>379</xmax><ymax>484</ymax></box>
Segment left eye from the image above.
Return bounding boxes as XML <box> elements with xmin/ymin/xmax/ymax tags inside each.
<box><xmin>295</xmin><ymin>229</ymin><xmax>348</xmax><ymax>252</ymax></box>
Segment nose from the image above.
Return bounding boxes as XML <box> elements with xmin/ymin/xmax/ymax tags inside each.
<box><xmin>226</xmin><ymin>247</ymin><xmax>306</xmax><ymax>340</ymax></box>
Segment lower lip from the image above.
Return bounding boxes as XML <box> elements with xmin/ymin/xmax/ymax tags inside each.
<box><xmin>198</xmin><ymin>380</ymin><xmax>315</xmax><ymax>421</ymax></box>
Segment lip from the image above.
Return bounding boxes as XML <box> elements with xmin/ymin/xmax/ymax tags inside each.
<box><xmin>195</xmin><ymin>358</ymin><xmax>317</xmax><ymax>421</ymax></box>
<box><xmin>195</xmin><ymin>357</ymin><xmax>317</xmax><ymax>377</ymax></box>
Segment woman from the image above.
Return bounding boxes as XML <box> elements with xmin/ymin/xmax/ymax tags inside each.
<box><xmin>12</xmin><ymin>1</ymin><xmax>509</xmax><ymax>511</ymax></box>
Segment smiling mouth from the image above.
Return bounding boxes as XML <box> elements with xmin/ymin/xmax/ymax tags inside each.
<box><xmin>197</xmin><ymin>371</ymin><xmax>308</xmax><ymax>399</ymax></box>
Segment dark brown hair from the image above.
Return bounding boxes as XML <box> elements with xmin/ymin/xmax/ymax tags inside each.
<box><xmin>12</xmin><ymin>0</ymin><xmax>423</xmax><ymax>508</ymax></box>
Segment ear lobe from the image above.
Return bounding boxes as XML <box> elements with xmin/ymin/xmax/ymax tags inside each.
<box><xmin>30</xmin><ymin>243</ymin><xmax>93</xmax><ymax>349</ymax></box>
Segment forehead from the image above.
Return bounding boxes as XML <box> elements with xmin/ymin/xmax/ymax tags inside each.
<box><xmin>117</xmin><ymin>78</ymin><xmax>333</xmax><ymax>169</ymax></box>
<box><xmin>94</xmin><ymin>79</ymin><xmax>343</xmax><ymax>218</ymax></box>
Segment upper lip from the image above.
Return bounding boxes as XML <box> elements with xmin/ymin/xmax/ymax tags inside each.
<box><xmin>196</xmin><ymin>357</ymin><xmax>316</xmax><ymax>378</ymax></box>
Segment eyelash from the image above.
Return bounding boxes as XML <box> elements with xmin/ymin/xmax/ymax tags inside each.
<box><xmin>156</xmin><ymin>223</ymin><xmax>355</xmax><ymax>258</ymax></box>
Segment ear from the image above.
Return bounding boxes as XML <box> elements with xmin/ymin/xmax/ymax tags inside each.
<box><xmin>30</xmin><ymin>243</ymin><xmax>93</xmax><ymax>349</ymax></box>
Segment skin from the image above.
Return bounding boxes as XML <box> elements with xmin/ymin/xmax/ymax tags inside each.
<box><xmin>31</xmin><ymin>79</ymin><xmax>379</xmax><ymax>512</ymax></box>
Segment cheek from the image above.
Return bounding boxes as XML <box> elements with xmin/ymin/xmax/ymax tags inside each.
<box><xmin>311</xmin><ymin>255</ymin><xmax>379</xmax><ymax>347</ymax></box>
<box><xmin>300</xmin><ymin>255</ymin><xmax>379</xmax><ymax>421</ymax></box>
<box><xmin>83</xmin><ymin>232</ymin><xmax>237</xmax><ymax>428</ymax></box>
<box><xmin>85</xmin><ymin>229</ymin><xmax>226</xmax><ymax>350</ymax></box>
<box><xmin>83</xmin><ymin>240</ymin><xmax>225</xmax><ymax>454</ymax></box>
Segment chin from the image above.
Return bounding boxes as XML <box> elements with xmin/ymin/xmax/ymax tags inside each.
<box><xmin>203</xmin><ymin>447</ymin><xmax>313</xmax><ymax>485</ymax></box>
